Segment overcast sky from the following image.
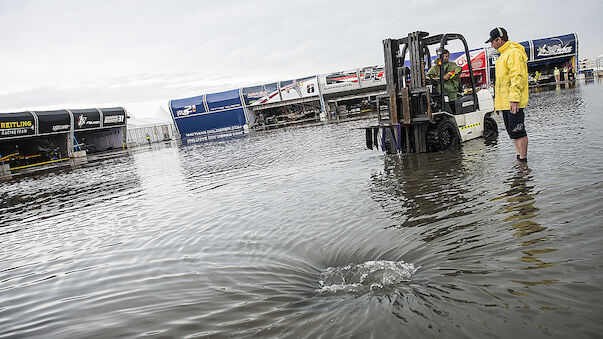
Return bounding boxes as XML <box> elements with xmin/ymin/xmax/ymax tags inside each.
<box><xmin>1</xmin><ymin>0</ymin><xmax>601</xmax><ymax>123</ymax></box>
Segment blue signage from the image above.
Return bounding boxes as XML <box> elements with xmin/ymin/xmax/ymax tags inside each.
<box><xmin>170</xmin><ymin>95</ymin><xmax>206</xmax><ymax>119</ymax></box>
<box><xmin>206</xmin><ymin>89</ymin><xmax>242</xmax><ymax>112</ymax></box>
<box><xmin>175</xmin><ymin>108</ymin><xmax>246</xmax><ymax>138</ymax></box>
<box><xmin>170</xmin><ymin>89</ymin><xmax>247</xmax><ymax>140</ymax></box>
<box><xmin>533</xmin><ymin>34</ymin><xmax>576</xmax><ymax>60</ymax></box>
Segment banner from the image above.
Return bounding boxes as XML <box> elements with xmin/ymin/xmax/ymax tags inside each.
<box><xmin>359</xmin><ymin>65</ymin><xmax>386</xmax><ymax>87</ymax></box>
<box><xmin>242</xmin><ymin>82</ymin><xmax>278</xmax><ymax>105</ymax></box>
<box><xmin>279</xmin><ymin>76</ymin><xmax>318</xmax><ymax>101</ymax></box>
<box><xmin>450</xmin><ymin>49</ymin><xmax>487</xmax><ymax>72</ymax></box>
<box><xmin>1</xmin><ymin>107</ymin><xmax>126</xmax><ymax>140</ymax></box>
<box><xmin>176</xmin><ymin>109</ymin><xmax>246</xmax><ymax>138</ymax></box>
<box><xmin>206</xmin><ymin>89</ymin><xmax>243</xmax><ymax>112</ymax></box>
<box><xmin>248</xmin><ymin>76</ymin><xmax>319</xmax><ymax>105</ymax></box>
<box><xmin>171</xmin><ymin>89</ymin><xmax>247</xmax><ymax>139</ymax></box>
<box><xmin>70</xmin><ymin>109</ymin><xmax>101</xmax><ymax>130</ymax></box>
<box><xmin>0</xmin><ymin>111</ymin><xmax>35</xmax><ymax>138</ymax></box>
<box><xmin>100</xmin><ymin>107</ymin><xmax>127</xmax><ymax>127</ymax></box>
<box><xmin>170</xmin><ymin>94</ymin><xmax>206</xmax><ymax>118</ymax></box>
<box><xmin>319</xmin><ymin>69</ymin><xmax>360</xmax><ymax>94</ymax></box>
<box><xmin>35</xmin><ymin>109</ymin><xmax>71</xmax><ymax>134</ymax></box>
<box><xmin>533</xmin><ymin>34</ymin><xmax>576</xmax><ymax>60</ymax></box>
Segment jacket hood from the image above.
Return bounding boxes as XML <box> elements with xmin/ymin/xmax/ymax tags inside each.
<box><xmin>499</xmin><ymin>41</ymin><xmax>528</xmax><ymax>59</ymax></box>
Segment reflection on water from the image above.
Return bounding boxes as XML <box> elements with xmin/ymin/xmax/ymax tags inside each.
<box><xmin>1</xmin><ymin>82</ymin><xmax>603</xmax><ymax>337</ymax></box>
<box><xmin>373</xmin><ymin>151</ymin><xmax>474</xmax><ymax>232</ymax></box>
<box><xmin>497</xmin><ymin>163</ymin><xmax>559</xmax><ymax>287</ymax></box>
<box><xmin>531</xmin><ymin>81</ymin><xmax>576</xmax><ymax>93</ymax></box>
<box><xmin>0</xmin><ymin>156</ymin><xmax>143</xmax><ymax>251</ymax></box>
<box><xmin>497</xmin><ymin>165</ymin><xmax>544</xmax><ymax>237</ymax></box>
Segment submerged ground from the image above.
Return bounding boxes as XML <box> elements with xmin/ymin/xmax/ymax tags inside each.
<box><xmin>1</xmin><ymin>81</ymin><xmax>602</xmax><ymax>338</ymax></box>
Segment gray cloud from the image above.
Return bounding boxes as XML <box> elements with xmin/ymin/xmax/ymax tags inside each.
<box><xmin>0</xmin><ymin>0</ymin><xmax>601</xmax><ymax>119</ymax></box>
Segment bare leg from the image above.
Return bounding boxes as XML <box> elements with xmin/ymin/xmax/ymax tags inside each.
<box><xmin>513</xmin><ymin>139</ymin><xmax>521</xmax><ymax>157</ymax></box>
<box><xmin>516</xmin><ymin>136</ymin><xmax>528</xmax><ymax>159</ymax></box>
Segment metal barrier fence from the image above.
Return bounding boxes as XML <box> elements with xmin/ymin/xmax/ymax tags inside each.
<box><xmin>126</xmin><ymin>123</ymin><xmax>179</xmax><ymax>146</ymax></box>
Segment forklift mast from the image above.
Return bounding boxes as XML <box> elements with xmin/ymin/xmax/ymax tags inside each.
<box><xmin>381</xmin><ymin>31</ymin><xmax>478</xmax><ymax>153</ymax></box>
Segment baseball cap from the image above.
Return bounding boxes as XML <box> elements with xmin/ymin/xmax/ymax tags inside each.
<box><xmin>486</xmin><ymin>27</ymin><xmax>507</xmax><ymax>43</ymax></box>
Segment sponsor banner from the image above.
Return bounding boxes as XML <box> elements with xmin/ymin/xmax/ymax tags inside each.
<box><xmin>174</xmin><ymin>107</ymin><xmax>247</xmax><ymax>138</ymax></box>
<box><xmin>319</xmin><ymin>69</ymin><xmax>360</xmax><ymax>95</ymax></box>
<box><xmin>533</xmin><ymin>34</ymin><xmax>576</xmax><ymax>60</ymax></box>
<box><xmin>206</xmin><ymin>89</ymin><xmax>242</xmax><ymax>112</ymax></box>
<box><xmin>0</xmin><ymin>112</ymin><xmax>35</xmax><ymax>138</ymax></box>
<box><xmin>34</xmin><ymin>109</ymin><xmax>71</xmax><ymax>134</ymax></box>
<box><xmin>170</xmin><ymin>90</ymin><xmax>247</xmax><ymax>138</ymax></box>
<box><xmin>101</xmin><ymin>107</ymin><xmax>127</xmax><ymax>127</ymax></box>
<box><xmin>249</xmin><ymin>76</ymin><xmax>318</xmax><ymax>105</ymax></box>
<box><xmin>183</xmin><ymin>125</ymin><xmax>245</xmax><ymax>144</ymax></box>
<box><xmin>170</xmin><ymin>94</ymin><xmax>206</xmax><ymax>118</ymax></box>
<box><xmin>71</xmin><ymin>109</ymin><xmax>101</xmax><ymax>130</ymax></box>
<box><xmin>279</xmin><ymin>76</ymin><xmax>318</xmax><ymax>101</ymax></box>
<box><xmin>450</xmin><ymin>49</ymin><xmax>487</xmax><ymax>73</ymax></box>
<box><xmin>359</xmin><ymin>65</ymin><xmax>386</xmax><ymax>87</ymax></box>
<box><xmin>242</xmin><ymin>84</ymin><xmax>264</xmax><ymax>106</ymax></box>
<box><xmin>242</xmin><ymin>82</ymin><xmax>278</xmax><ymax>106</ymax></box>
<box><xmin>248</xmin><ymin>82</ymin><xmax>280</xmax><ymax>105</ymax></box>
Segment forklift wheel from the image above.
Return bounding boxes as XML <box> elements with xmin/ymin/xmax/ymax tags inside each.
<box><xmin>437</xmin><ymin>120</ymin><xmax>459</xmax><ymax>150</ymax></box>
<box><xmin>483</xmin><ymin>116</ymin><xmax>498</xmax><ymax>139</ymax></box>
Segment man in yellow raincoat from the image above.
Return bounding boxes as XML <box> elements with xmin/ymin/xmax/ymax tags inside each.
<box><xmin>426</xmin><ymin>49</ymin><xmax>462</xmax><ymax>113</ymax></box>
<box><xmin>487</xmin><ymin>27</ymin><xmax>529</xmax><ymax>161</ymax></box>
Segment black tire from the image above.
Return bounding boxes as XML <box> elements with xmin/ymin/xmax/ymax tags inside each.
<box><xmin>436</xmin><ymin>120</ymin><xmax>460</xmax><ymax>151</ymax></box>
<box><xmin>483</xmin><ymin>116</ymin><xmax>498</xmax><ymax>139</ymax></box>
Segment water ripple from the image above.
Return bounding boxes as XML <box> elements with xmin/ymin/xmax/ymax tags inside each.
<box><xmin>1</xmin><ymin>82</ymin><xmax>603</xmax><ymax>337</ymax></box>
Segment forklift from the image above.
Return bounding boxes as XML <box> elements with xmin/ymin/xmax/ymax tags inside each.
<box><xmin>365</xmin><ymin>31</ymin><xmax>498</xmax><ymax>153</ymax></box>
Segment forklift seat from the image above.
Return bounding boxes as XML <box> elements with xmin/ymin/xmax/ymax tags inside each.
<box><xmin>454</xmin><ymin>95</ymin><xmax>475</xmax><ymax>114</ymax></box>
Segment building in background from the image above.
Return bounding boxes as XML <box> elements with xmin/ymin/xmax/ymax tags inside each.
<box><xmin>248</xmin><ymin>76</ymin><xmax>323</xmax><ymax>129</ymax></box>
<box><xmin>1</xmin><ymin>107</ymin><xmax>127</xmax><ymax>171</ymax></box>
<box><xmin>169</xmin><ymin>89</ymin><xmax>248</xmax><ymax>144</ymax></box>
<box><xmin>169</xmin><ymin>33</ymin><xmax>577</xmax><ymax>142</ymax></box>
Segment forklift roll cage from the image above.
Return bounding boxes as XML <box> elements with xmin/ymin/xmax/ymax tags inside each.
<box><xmin>397</xmin><ymin>32</ymin><xmax>479</xmax><ymax>112</ymax></box>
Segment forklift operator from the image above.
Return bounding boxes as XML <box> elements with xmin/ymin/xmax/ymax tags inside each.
<box><xmin>426</xmin><ymin>49</ymin><xmax>462</xmax><ymax>113</ymax></box>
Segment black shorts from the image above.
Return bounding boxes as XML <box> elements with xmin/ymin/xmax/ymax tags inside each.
<box><xmin>502</xmin><ymin>108</ymin><xmax>527</xmax><ymax>139</ymax></box>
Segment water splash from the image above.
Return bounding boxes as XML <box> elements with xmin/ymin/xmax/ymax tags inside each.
<box><xmin>317</xmin><ymin>260</ymin><xmax>419</xmax><ymax>294</ymax></box>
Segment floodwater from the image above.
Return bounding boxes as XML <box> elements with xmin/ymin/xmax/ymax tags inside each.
<box><xmin>1</xmin><ymin>81</ymin><xmax>603</xmax><ymax>338</ymax></box>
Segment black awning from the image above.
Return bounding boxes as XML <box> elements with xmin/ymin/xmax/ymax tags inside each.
<box><xmin>33</xmin><ymin>109</ymin><xmax>71</xmax><ymax>134</ymax></box>
<box><xmin>100</xmin><ymin>107</ymin><xmax>127</xmax><ymax>127</ymax></box>
<box><xmin>70</xmin><ymin>109</ymin><xmax>101</xmax><ymax>130</ymax></box>
<box><xmin>1</xmin><ymin>107</ymin><xmax>127</xmax><ymax>140</ymax></box>
<box><xmin>0</xmin><ymin>112</ymin><xmax>35</xmax><ymax>139</ymax></box>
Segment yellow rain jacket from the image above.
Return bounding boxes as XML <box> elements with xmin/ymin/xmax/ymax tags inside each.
<box><xmin>494</xmin><ymin>41</ymin><xmax>529</xmax><ymax>110</ymax></box>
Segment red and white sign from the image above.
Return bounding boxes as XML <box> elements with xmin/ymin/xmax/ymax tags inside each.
<box><xmin>454</xmin><ymin>49</ymin><xmax>486</xmax><ymax>73</ymax></box>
